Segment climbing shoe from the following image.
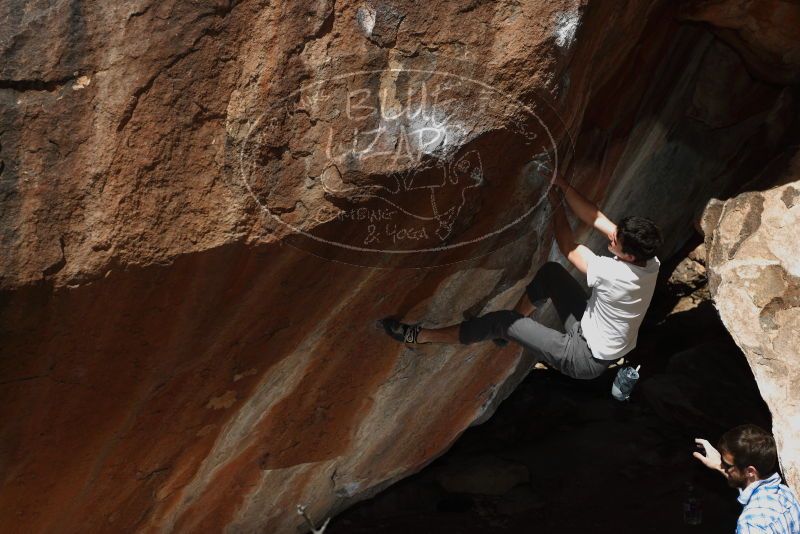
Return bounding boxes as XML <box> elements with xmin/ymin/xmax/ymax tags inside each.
<box><xmin>380</xmin><ymin>318</ymin><xmax>423</xmax><ymax>344</ymax></box>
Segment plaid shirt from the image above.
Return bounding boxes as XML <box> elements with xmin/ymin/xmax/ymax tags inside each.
<box><xmin>737</xmin><ymin>473</ymin><xmax>800</xmax><ymax>534</ymax></box>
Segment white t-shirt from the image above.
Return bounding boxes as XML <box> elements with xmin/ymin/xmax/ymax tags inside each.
<box><xmin>580</xmin><ymin>253</ymin><xmax>660</xmax><ymax>360</ymax></box>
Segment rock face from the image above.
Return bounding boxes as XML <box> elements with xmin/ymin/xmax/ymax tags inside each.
<box><xmin>1</xmin><ymin>1</ymin><xmax>799</xmax><ymax>532</ymax></box>
<box><xmin>703</xmin><ymin>176</ymin><xmax>800</xmax><ymax>493</ymax></box>
<box><xmin>680</xmin><ymin>0</ymin><xmax>800</xmax><ymax>84</ymax></box>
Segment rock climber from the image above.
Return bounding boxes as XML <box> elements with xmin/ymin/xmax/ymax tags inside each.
<box><xmin>380</xmin><ymin>174</ymin><xmax>663</xmax><ymax>380</ymax></box>
<box><xmin>694</xmin><ymin>424</ymin><xmax>800</xmax><ymax>533</ymax></box>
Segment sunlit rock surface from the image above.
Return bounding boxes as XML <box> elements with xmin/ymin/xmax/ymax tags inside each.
<box><xmin>703</xmin><ymin>175</ymin><xmax>800</xmax><ymax>494</ymax></box>
<box><xmin>1</xmin><ymin>0</ymin><xmax>799</xmax><ymax>531</ymax></box>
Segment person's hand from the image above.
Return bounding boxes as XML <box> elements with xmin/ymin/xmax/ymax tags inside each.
<box><xmin>693</xmin><ymin>438</ymin><xmax>723</xmax><ymax>473</ymax></box>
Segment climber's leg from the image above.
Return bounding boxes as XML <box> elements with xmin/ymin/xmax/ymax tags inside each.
<box><xmin>417</xmin><ymin>324</ymin><xmax>460</xmax><ymax>344</ymax></box>
<box><xmin>506</xmin><ymin>319</ymin><xmax>612</xmax><ymax>379</ymax></box>
<box><xmin>381</xmin><ymin>312</ymin><xmax>610</xmax><ymax>379</ymax></box>
<box><xmin>455</xmin><ymin>310</ymin><xmax>526</xmax><ymax>344</ymax></box>
<box><xmin>458</xmin><ymin>309</ymin><xmax>607</xmax><ymax>379</ymax></box>
<box><xmin>381</xmin><ymin>311</ymin><xmax>522</xmax><ymax>345</ymax></box>
<box><xmin>524</xmin><ymin>261</ymin><xmax>589</xmax><ymax>330</ymax></box>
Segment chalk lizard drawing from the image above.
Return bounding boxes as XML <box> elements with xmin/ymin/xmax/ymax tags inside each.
<box><xmin>321</xmin><ymin>149</ymin><xmax>484</xmax><ymax>241</ymax></box>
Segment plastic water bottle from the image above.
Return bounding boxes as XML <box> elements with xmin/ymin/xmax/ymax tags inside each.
<box><xmin>611</xmin><ymin>365</ymin><xmax>640</xmax><ymax>401</ymax></box>
<box><xmin>683</xmin><ymin>483</ymin><xmax>703</xmax><ymax>525</ymax></box>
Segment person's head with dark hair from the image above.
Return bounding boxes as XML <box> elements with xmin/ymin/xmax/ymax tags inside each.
<box><xmin>718</xmin><ymin>424</ymin><xmax>778</xmax><ymax>488</ymax></box>
<box><xmin>609</xmin><ymin>216</ymin><xmax>663</xmax><ymax>263</ymax></box>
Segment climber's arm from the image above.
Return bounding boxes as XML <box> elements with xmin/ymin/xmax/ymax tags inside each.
<box><xmin>553</xmin><ymin>176</ymin><xmax>617</xmax><ymax>240</ymax></box>
<box><xmin>550</xmin><ymin>192</ymin><xmax>591</xmax><ymax>274</ymax></box>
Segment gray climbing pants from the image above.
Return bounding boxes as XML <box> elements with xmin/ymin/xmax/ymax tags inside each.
<box><xmin>458</xmin><ymin>262</ymin><xmax>613</xmax><ymax>380</ymax></box>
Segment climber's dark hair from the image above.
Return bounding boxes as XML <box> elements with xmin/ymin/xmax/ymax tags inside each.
<box><xmin>617</xmin><ymin>216</ymin><xmax>662</xmax><ymax>261</ymax></box>
<box><xmin>718</xmin><ymin>424</ymin><xmax>777</xmax><ymax>478</ymax></box>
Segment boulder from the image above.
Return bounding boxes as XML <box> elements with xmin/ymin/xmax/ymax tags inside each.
<box><xmin>1</xmin><ymin>0</ymin><xmax>799</xmax><ymax>531</ymax></box>
<box><xmin>703</xmin><ymin>176</ymin><xmax>800</xmax><ymax>492</ymax></box>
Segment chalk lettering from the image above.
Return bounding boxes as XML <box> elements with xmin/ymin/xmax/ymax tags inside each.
<box><xmin>364</xmin><ymin>224</ymin><xmax>380</xmax><ymax>245</ymax></box>
<box><xmin>347</xmin><ymin>88</ymin><xmax>375</xmax><ymax>120</ymax></box>
<box><xmin>385</xmin><ymin>223</ymin><xmax>430</xmax><ymax>244</ymax></box>
<box><xmin>338</xmin><ymin>208</ymin><xmax>396</xmax><ymax>223</ymax></box>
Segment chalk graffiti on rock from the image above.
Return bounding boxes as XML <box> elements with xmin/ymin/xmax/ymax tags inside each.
<box><xmin>237</xmin><ymin>67</ymin><xmax>565</xmax><ymax>265</ymax></box>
